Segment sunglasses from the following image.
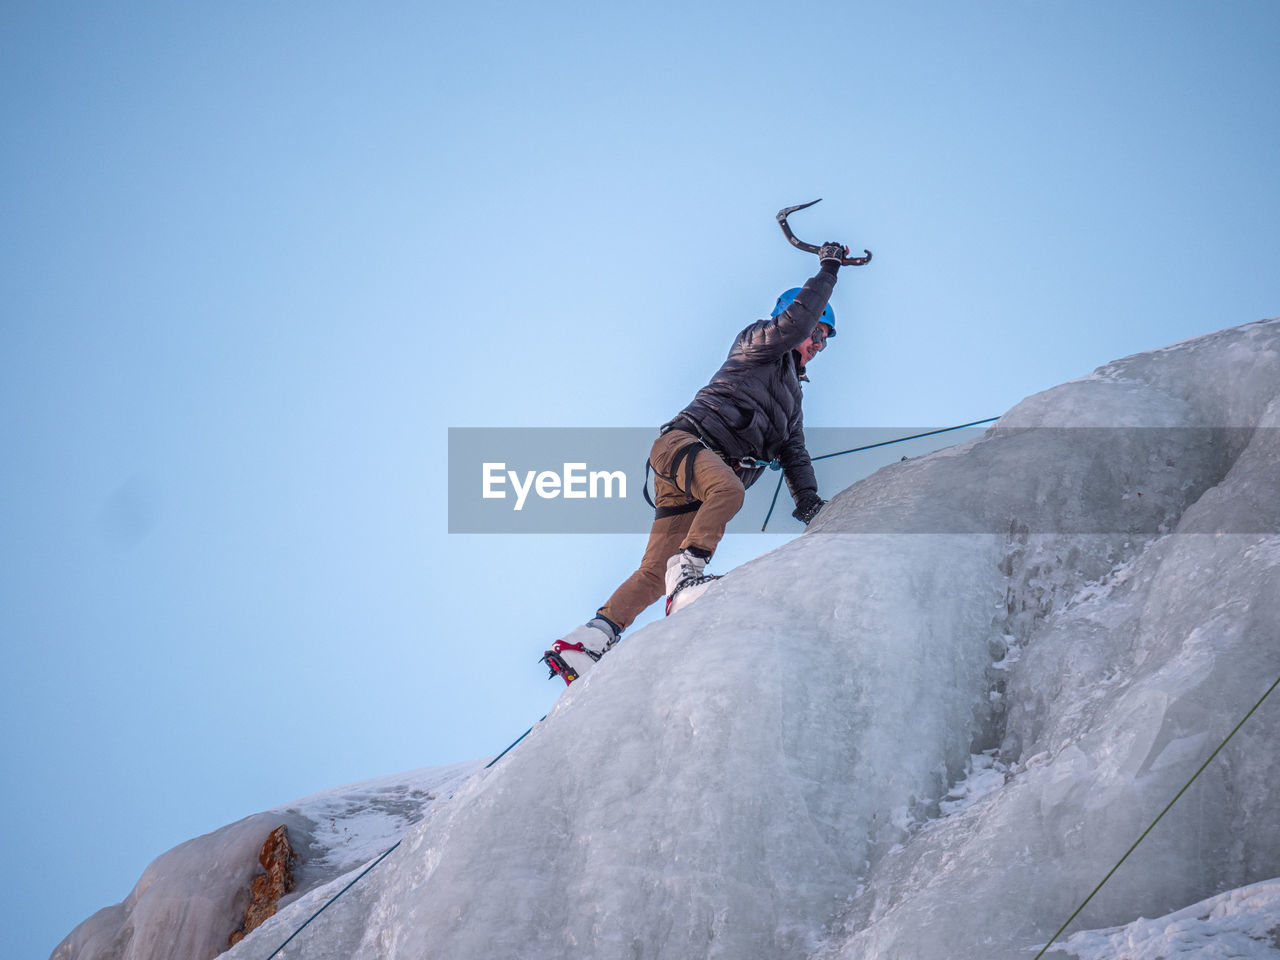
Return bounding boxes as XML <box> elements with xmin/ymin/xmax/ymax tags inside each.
<box><xmin>810</xmin><ymin>323</ymin><xmax>831</xmax><ymax>349</ymax></box>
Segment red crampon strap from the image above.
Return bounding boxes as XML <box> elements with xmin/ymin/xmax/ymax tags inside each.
<box><xmin>551</xmin><ymin>639</ymin><xmax>601</xmax><ymax>662</ymax></box>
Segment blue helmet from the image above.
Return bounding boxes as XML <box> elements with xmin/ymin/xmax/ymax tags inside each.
<box><xmin>771</xmin><ymin>287</ymin><xmax>836</xmax><ymax>337</ymax></box>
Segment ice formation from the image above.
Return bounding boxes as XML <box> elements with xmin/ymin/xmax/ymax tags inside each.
<box><xmin>1060</xmin><ymin>878</ymin><xmax>1280</xmax><ymax>959</ymax></box>
<box><xmin>54</xmin><ymin>318</ymin><xmax>1280</xmax><ymax>960</ymax></box>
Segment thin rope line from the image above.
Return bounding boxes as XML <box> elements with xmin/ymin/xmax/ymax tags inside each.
<box><xmin>761</xmin><ymin>417</ymin><xmax>1000</xmax><ymax>530</ymax></box>
<box><xmin>812</xmin><ymin>417</ymin><xmax>1000</xmax><ymax>462</ymax></box>
<box><xmin>485</xmin><ymin>715</ymin><xmax>546</xmax><ymax>769</ymax></box>
<box><xmin>265</xmin><ymin>839</ymin><xmax>403</xmax><ymax>958</ymax></box>
<box><xmin>1033</xmin><ymin>670</ymin><xmax>1280</xmax><ymax>959</ymax></box>
<box><xmin>761</xmin><ymin>473</ymin><xmax>788</xmax><ymax>531</ymax></box>
<box><xmin>266</xmin><ymin>716</ymin><xmax>545</xmax><ymax>957</ymax></box>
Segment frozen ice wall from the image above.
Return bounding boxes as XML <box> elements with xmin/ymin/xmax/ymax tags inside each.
<box><xmin>223</xmin><ymin>537</ymin><xmax>1007</xmax><ymax>960</ymax></box>
<box><xmin>223</xmin><ymin>319</ymin><xmax>1280</xmax><ymax>960</ymax></box>
<box><xmin>814</xmin><ymin>319</ymin><xmax>1280</xmax><ymax>959</ymax></box>
<box><xmin>56</xmin><ymin>319</ymin><xmax>1280</xmax><ymax>960</ymax></box>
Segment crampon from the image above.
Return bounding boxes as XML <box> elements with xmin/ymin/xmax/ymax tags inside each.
<box><xmin>540</xmin><ymin>639</ymin><xmax>601</xmax><ymax>686</ymax></box>
<box><xmin>665</xmin><ymin>573</ymin><xmax>721</xmax><ymax>616</ymax></box>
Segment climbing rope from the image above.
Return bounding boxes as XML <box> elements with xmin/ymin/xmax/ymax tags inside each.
<box><xmin>264</xmin><ymin>839</ymin><xmax>402</xmax><ymax>958</ymax></box>
<box><xmin>484</xmin><ymin>715</ymin><xmax>546</xmax><ymax>769</ymax></box>
<box><xmin>263</xmin><ymin>718</ymin><xmax>545</xmax><ymax>958</ymax></box>
<box><xmin>760</xmin><ymin>417</ymin><xmax>1001</xmax><ymax>530</ymax></box>
<box><xmin>1032</xmin><ymin>670</ymin><xmax>1280</xmax><ymax>959</ymax></box>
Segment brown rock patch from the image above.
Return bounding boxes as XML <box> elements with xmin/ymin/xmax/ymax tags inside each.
<box><xmin>229</xmin><ymin>824</ymin><xmax>296</xmax><ymax>947</ymax></box>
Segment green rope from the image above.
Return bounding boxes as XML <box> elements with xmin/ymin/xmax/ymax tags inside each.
<box><xmin>1033</xmin><ymin>670</ymin><xmax>1280</xmax><ymax>959</ymax></box>
<box><xmin>760</xmin><ymin>417</ymin><xmax>1000</xmax><ymax>530</ymax></box>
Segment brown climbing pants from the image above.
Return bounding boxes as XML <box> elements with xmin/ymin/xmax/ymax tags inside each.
<box><xmin>597</xmin><ymin>429</ymin><xmax>745</xmax><ymax>631</ymax></box>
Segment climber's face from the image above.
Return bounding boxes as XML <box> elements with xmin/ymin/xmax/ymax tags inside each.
<box><xmin>799</xmin><ymin>322</ymin><xmax>832</xmax><ymax>365</ymax></box>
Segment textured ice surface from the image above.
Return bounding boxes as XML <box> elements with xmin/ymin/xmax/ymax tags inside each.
<box><xmin>55</xmin><ymin>320</ymin><xmax>1280</xmax><ymax>960</ymax></box>
<box><xmin>815</xmin><ymin>321</ymin><xmax>1280</xmax><ymax>959</ymax></box>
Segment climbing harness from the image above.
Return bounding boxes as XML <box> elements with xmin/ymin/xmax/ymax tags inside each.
<box><xmin>643</xmin><ymin>418</ymin><xmax>749</xmax><ymax>520</ymax></box>
<box><xmin>760</xmin><ymin>417</ymin><xmax>1001</xmax><ymax>530</ymax></box>
<box><xmin>642</xmin><ymin>437</ymin><xmax>705</xmax><ymax>519</ymax></box>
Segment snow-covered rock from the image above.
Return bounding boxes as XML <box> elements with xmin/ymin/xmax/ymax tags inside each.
<box><xmin>1060</xmin><ymin>877</ymin><xmax>1280</xmax><ymax>959</ymax></box>
<box><xmin>50</xmin><ymin>762</ymin><xmax>482</xmax><ymax>960</ymax></box>
<box><xmin>54</xmin><ymin>319</ymin><xmax>1280</xmax><ymax>960</ymax></box>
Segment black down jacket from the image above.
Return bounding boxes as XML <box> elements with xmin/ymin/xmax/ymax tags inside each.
<box><xmin>671</xmin><ymin>268</ymin><xmax>835</xmax><ymax>500</ymax></box>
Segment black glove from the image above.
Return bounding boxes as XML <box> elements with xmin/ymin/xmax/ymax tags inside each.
<box><xmin>792</xmin><ymin>492</ymin><xmax>826</xmax><ymax>525</ymax></box>
<box><xmin>818</xmin><ymin>241</ymin><xmax>849</xmax><ymax>275</ymax></box>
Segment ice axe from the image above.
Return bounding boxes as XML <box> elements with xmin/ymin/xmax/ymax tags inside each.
<box><xmin>776</xmin><ymin>199</ymin><xmax>872</xmax><ymax>266</ymax></box>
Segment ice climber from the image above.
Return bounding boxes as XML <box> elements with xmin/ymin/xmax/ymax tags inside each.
<box><xmin>541</xmin><ymin>241</ymin><xmax>851</xmax><ymax>685</ymax></box>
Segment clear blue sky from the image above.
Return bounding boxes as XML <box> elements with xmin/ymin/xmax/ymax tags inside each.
<box><xmin>2</xmin><ymin>2</ymin><xmax>1277</xmax><ymax>955</ymax></box>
